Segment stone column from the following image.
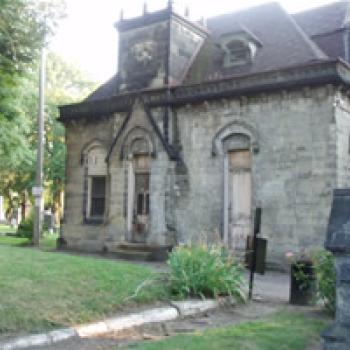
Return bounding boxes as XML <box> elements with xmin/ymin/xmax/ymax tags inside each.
<box><xmin>0</xmin><ymin>196</ymin><xmax>5</xmax><ymax>223</ymax></box>
<box><xmin>322</xmin><ymin>189</ymin><xmax>350</xmax><ymax>350</ymax></box>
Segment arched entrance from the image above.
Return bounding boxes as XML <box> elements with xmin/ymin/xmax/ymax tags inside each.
<box><xmin>212</xmin><ymin>121</ymin><xmax>258</xmax><ymax>256</ymax></box>
<box><xmin>122</xmin><ymin>127</ymin><xmax>155</xmax><ymax>243</ymax></box>
<box><xmin>131</xmin><ymin>154</ymin><xmax>150</xmax><ymax>242</ymax></box>
<box><xmin>226</xmin><ymin>147</ymin><xmax>252</xmax><ymax>251</ymax></box>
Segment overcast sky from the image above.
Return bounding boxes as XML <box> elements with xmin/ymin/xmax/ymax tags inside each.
<box><xmin>51</xmin><ymin>0</ymin><xmax>337</xmax><ymax>83</ymax></box>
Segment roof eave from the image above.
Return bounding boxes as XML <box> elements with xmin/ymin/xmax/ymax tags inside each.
<box><xmin>59</xmin><ymin>59</ymin><xmax>348</xmax><ymax>122</ymax></box>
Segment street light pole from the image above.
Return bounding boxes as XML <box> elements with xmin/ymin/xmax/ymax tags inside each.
<box><xmin>33</xmin><ymin>47</ymin><xmax>46</xmax><ymax>247</ymax></box>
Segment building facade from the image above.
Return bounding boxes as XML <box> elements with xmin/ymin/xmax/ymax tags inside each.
<box><xmin>60</xmin><ymin>1</ymin><xmax>350</xmax><ymax>266</ymax></box>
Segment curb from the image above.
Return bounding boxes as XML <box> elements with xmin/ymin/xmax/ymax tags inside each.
<box><xmin>0</xmin><ymin>299</ymin><xmax>222</xmax><ymax>350</ymax></box>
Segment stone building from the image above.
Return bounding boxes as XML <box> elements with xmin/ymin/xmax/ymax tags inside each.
<box><xmin>59</xmin><ymin>1</ymin><xmax>350</xmax><ymax>266</ymax></box>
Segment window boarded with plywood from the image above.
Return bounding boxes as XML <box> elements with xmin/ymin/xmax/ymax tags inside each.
<box><xmin>228</xmin><ymin>149</ymin><xmax>252</xmax><ymax>251</ymax></box>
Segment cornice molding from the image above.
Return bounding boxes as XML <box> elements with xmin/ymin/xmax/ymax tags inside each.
<box><xmin>59</xmin><ymin>60</ymin><xmax>349</xmax><ymax>122</ymax></box>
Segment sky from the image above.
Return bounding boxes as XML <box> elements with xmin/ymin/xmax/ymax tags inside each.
<box><xmin>51</xmin><ymin>0</ymin><xmax>338</xmax><ymax>83</ymax></box>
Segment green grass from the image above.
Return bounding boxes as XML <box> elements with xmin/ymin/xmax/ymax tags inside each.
<box><xmin>128</xmin><ymin>311</ymin><xmax>328</xmax><ymax>350</ymax></box>
<box><xmin>0</xmin><ymin>233</ymin><xmax>59</xmax><ymax>250</ymax></box>
<box><xmin>0</xmin><ymin>236</ymin><xmax>29</xmax><ymax>246</ymax></box>
<box><xmin>0</xmin><ymin>246</ymin><xmax>165</xmax><ymax>334</ymax></box>
<box><xmin>0</xmin><ymin>224</ymin><xmax>15</xmax><ymax>235</ymax></box>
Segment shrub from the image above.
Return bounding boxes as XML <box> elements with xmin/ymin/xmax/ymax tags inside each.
<box><xmin>167</xmin><ymin>244</ymin><xmax>246</xmax><ymax>301</ymax></box>
<box><xmin>17</xmin><ymin>212</ymin><xmax>34</xmax><ymax>239</ymax></box>
<box><xmin>312</xmin><ymin>250</ymin><xmax>336</xmax><ymax>315</ymax></box>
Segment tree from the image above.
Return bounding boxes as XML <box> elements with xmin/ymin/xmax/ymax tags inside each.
<box><xmin>44</xmin><ymin>52</ymin><xmax>97</xmax><ymax>221</ymax></box>
<box><xmin>0</xmin><ymin>0</ymin><xmax>65</xmax><ymax>219</ymax></box>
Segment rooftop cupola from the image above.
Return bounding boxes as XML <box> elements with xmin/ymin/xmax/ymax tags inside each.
<box><xmin>115</xmin><ymin>2</ymin><xmax>208</xmax><ymax>92</ymax></box>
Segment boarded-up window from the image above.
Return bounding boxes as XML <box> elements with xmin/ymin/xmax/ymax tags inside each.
<box><xmin>90</xmin><ymin>176</ymin><xmax>106</xmax><ymax>217</ymax></box>
<box><xmin>229</xmin><ymin>150</ymin><xmax>251</xmax><ymax>171</ymax></box>
<box><xmin>88</xmin><ymin>147</ymin><xmax>107</xmax><ymax>176</ymax></box>
<box><xmin>228</xmin><ymin>149</ymin><xmax>252</xmax><ymax>251</ymax></box>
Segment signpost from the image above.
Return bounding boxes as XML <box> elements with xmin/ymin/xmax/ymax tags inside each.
<box><xmin>32</xmin><ymin>48</ymin><xmax>45</xmax><ymax>247</ymax></box>
<box><xmin>248</xmin><ymin>208</ymin><xmax>267</xmax><ymax>300</ymax></box>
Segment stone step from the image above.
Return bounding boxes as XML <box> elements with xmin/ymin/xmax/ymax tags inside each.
<box><xmin>107</xmin><ymin>249</ymin><xmax>153</xmax><ymax>262</ymax></box>
<box><xmin>105</xmin><ymin>242</ymin><xmax>173</xmax><ymax>262</ymax></box>
<box><xmin>117</xmin><ymin>242</ymin><xmax>172</xmax><ymax>252</ymax></box>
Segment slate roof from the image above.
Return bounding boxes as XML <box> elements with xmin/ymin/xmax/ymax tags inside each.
<box><xmin>86</xmin><ymin>1</ymin><xmax>348</xmax><ymax>102</ymax></box>
<box><xmin>86</xmin><ymin>75</ymin><xmax>119</xmax><ymax>101</ymax></box>
<box><xmin>186</xmin><ymin>2</ymin><xmax>328</xmax><ymax>82</ymax></box>
<box><xmin>293</xmin><ymin>1</ymin><xmax>348</xmax><ymax>37</ymax></box>
<box><xmin>293</xmin><ymin>1</ymin><xmax>349</xmax><ymax>60</ymax></box>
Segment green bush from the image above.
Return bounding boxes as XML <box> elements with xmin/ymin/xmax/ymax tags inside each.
<box><xmin>17</xmin><ymin>212</ymin><xmax>34</xmax><ymax>239</ymax></box>
<box><xmin>167</xmin><ymin>244</ymin><xmax>246</xmax><ymax>301</ymax></box>
<box><xmin>313</xmin><ymin>250</ymin><xmax>336</xmax><ymax>315</ymax></box>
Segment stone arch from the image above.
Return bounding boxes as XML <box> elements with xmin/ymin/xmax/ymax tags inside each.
<box><xmin>81</xmin><ymin>139</ymin><xmax>107</xmax><ymax>164</ymax></box>
<box><xmin>212</xmin><ymin>120</ymin><xmax>259</xmax><ymax>156</ymax></box>
<box><xmin>80</xmin><ymin>139</ymin><xmax>108</xmax><ymax>223</ymax></box>
<box><xmin>120</xmin><ymin>126</ymin><xmax>156</xmax><ymax>160</ymax></box>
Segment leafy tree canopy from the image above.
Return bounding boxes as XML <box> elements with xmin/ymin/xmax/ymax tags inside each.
<box><xmin>0</xmin><ymin>1</ymin><xmax>96</xmax><ymax>220</ymax></box>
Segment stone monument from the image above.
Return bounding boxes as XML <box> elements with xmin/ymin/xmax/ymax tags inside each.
<box><xmin>0</xmin><ymin>196</ymin><xmax>6</xmax><ymax>224</ymax></box>
<box><xmin>322</xmin><ymin>189</ymin><xmax>350</xmax><ymax>350</ymax></box>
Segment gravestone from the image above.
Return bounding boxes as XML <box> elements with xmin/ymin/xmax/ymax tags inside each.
<box><xmin>0</xmin><ymin>196</ymin><xmax>5</xmax><ymax>223</ymax></box>
<box><xmin>44</xmin><ymin>211</ymin><xmax>55</xmax><ymax>234</ymax></box>
<box><xmin>322</xmin><ymin>189</ymin><xmax>350</xmax><ymax>350</ymax></box>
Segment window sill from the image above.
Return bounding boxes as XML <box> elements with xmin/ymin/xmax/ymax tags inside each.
<box><xmin>84</xmin><ymin>217</ymin><xmax>104</xmax><ymax>225</ymax></box>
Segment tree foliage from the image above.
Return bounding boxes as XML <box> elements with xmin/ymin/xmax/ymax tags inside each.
<box><xmin>0</xmin><ymin>0</ymin><xmax>96</xmax><ymax>220</ymax></box>
<box><xmin>0</xmin><ymin>0</ymin><xmax>65</xmax><ymax>178</ymax></box>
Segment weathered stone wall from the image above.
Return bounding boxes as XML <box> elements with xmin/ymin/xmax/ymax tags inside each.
<box><xmin>63</xmin><ymin>85</ymin><xmax>339</xmax><ymax>266</ymax></box>
<box><xmin>63</xmin><ymin>115</ymin><xmax>119</xmax><ymax>251</ymax></box>
<box><xmin>174</xmin><ymin>86</ymin><xmax>336</xmax><ymax>266</ymax></box>
<box><xmin>118</xmin><ymin>21</ymin><xmax>168</xmax><ymax>91</ymax></box>
<box><xmin>169</xmin><ymin>18</ymin><xmax>205</xmax><ymax>84</ymax></box>
<box><xmin>108</xmin><ymin>101</ymin><xmax>174</xmax><ymax>246</ymax></box>
<box><xmin>335</xmin><ymin>91</ymin><xmax>350</xmax><ymax>188</ymax></box>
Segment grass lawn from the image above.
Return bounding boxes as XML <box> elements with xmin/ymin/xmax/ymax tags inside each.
<box><xmin>0</xmin><ymin>246</ymin><xmax>165</xmax><ymax>334</ymax></box>
<box><xmin>0</xmin><ymin>233</ymin><xmax>59</xmax><ymax>250</ymax></box>
<box><xmin>0</xmin><ymin>224</ymin><xmax>15</xmax><ymax>235</ymax></box>
<box><xmin>129</xmin><ymin>311</ymin><xmax>328</xmax><ymax>350</ymax></box>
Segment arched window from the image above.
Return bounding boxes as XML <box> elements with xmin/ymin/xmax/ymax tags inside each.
<box><xmin>83</xmin><ymin>142</ymin><xmax>107</xmax><ymax>222</ymax></box>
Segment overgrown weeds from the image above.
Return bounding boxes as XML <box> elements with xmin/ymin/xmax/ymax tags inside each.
<box><xmin>167</xmin><ymin>244</ymin><xmax>246</xmax><ymax>301</ymax></box>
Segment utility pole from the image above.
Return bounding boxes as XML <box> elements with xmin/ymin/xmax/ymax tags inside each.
<box><xmin>32</xmin><ymin>48</ymin><xmax>46</xmax><ymax>247</ymax></box>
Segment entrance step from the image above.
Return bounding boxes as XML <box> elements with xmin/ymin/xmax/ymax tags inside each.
<box><xmin>105</xmin><ymin>242</ymin><xmax>173</xmax><ymax>262</ymax></box>
<box><xmin>108</xmin><ymin>249</ymin><xmax>153</xmax><ymax>261</ymax></box>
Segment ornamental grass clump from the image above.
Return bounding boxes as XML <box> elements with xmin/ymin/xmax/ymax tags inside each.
<box><xmin>313</xmin><ymin>250</ymin><xmax>336</xmax><ymax>315</ymax></box>
<box><xmin>167</xmin><ymin>244</ymin><xmax>246</xmax><ymax>301</ymax></box>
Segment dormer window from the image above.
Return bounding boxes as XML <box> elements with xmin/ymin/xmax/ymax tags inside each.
<box><xmin>219</xmin><ymin>28</ymin><xmax>262</xmax><ymax>68</ymax></box>
<box><xmin>226</xmin><ymin>40</ymin><xmax>251</xmax><ymax>65</ymax></box>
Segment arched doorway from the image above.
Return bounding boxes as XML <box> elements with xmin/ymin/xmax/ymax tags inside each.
<box><xmin>226</xmin><ymin>147</ymin><xmax>252</xmax><ymax>252</ymax></box>
<box><xmin>131</xmin><ymin>154</ymin><xmax>150</xmax><ymax>242</ymax></box>
<box><xmin>122</xmin><ymin>129</ymin><xmax>155</xmax><ymax>243</ymax></box>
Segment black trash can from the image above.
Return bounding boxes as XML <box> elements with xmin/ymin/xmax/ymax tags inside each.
<box><xmin>290</xmin><ymin>260</ymin><xmax>316</xmax><ymax>305</ymax></box>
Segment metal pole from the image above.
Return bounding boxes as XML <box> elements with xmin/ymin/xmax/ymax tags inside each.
<box><xmin>33</xmin><ymin>48</ymin><xmax>46</xmax><ymax>247</ymax></box>
<box><xmin>248</xmin><ymin>207</ymin><xmax>261</xmax><ymax>300</ymax></box>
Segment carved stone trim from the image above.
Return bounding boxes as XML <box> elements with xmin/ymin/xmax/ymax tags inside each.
<box><xmin>81</xmin><ymin>138</ymin><xmax>108</xmax><ymax>165</ymax></box>
<box><xmin>120</xmin><ymin>126</ymin><xmax>156</xmax><ymax>159</ymax></box>
<box><xmin>212</xmin><ymin>119</ymin><xmax>259</xmax><ymax>156</ymax></box>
